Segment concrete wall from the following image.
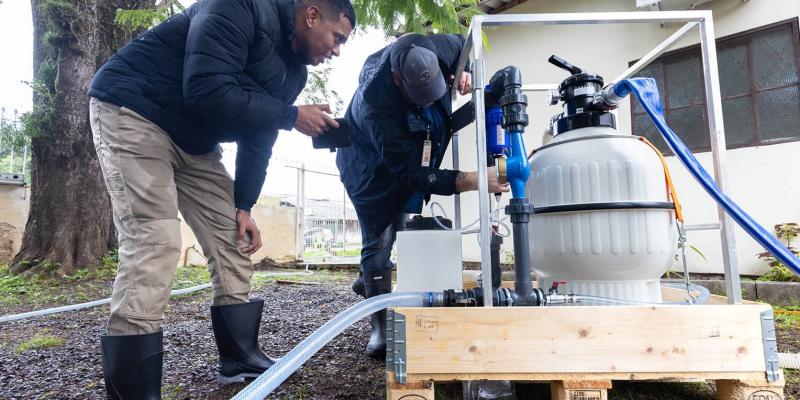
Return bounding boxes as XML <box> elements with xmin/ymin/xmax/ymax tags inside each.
<box><xmin>0</xmin><ymin>183</ymin><xmax>28</xmax><ymax>263</ymax></box>
<box><xmin>432</xmin><ymin>0</ymin><xmax>800</xmax><ymax>275</ymax></box>
<box><xmin>0</xmin><ymin>184</ymin><xmax>298</xmax><ymax>267</ymax></box>
<box><xmin>179</xmin><ymin>203</ymin><xmax>301</xmax><ymax>266</ymax></box>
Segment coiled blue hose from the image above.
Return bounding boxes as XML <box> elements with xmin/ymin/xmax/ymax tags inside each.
<box><xmin>613</xmin><ymin>78</ymin><xmax>800</xmax><ymax>276</ymax></box>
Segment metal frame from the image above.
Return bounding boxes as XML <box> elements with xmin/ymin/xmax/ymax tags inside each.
<box><xmin>451</xmin><ymin>10</ymin><xmax>742</xmax><ymax>306</ymax></box>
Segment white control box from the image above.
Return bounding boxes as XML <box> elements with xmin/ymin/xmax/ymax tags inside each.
<box><xmin>396</xmin><ymin>230</ymin><xmax>463</xmax><ymax>292</ymax></box>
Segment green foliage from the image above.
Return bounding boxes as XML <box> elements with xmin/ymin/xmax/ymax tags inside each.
<box><xmin>757</xmin><ymin>223</ymin><xmax>800</xmax><ymax>282</ymax></box>
<box><xmin>8</xmin><ymin>0</ymin><xmax>69</xmax><ymax>145</ymax></box>
<box><xmin>0</xmin><ymin>251</ymin><xmax>216</xmax><ymax>310</ymax></box>
<box><xmin>665</xmin><ymin>243</ymin><xmax>708</xmax><ymax>279</ymax></box>
<box><xmin>502</xmin><ymin>249</ymin><xmax>514</xmax><ymax>265</ymax></box>
<box><xmin>288</xmin><ymin>383</ymin><xmax>312</xmax><ymax>400</ymax></box>
<box><xmin>759</xmin><ymin>263</ymin><xmax>800</xmax><ymax>282</ymax></box>
<box><xmin>172</xmin><ymin>264</ymin><xmax>211</xmax><ymax>290</ymax></box>
<box><xmin>352</xmin><ymin>0</ymin><xmax>482</xmax><ymax>35</ymax></box>
<box><xmin>0</xmin><ymin>264</ymin><xmax>41</xmax><ymax>301</ymax></box>
<box><xmin>115</xmin><ymin>0</ymin><xmax>184</xmax><ymax>31</ymax></box>
<box><xmin>774</xmin><ymin>306</ymin><xmax>800</xmax><ymax>330</ymax></box>
<box><xmin>251</xmin><ymin>269</ymin><xmax>353</xmax><ymax>287</ymax></box>
<box><xmin>300</xmin><ymin>64</ymin><xmax>345</xmax><ymax>114</ymax></box>
<box><xmin>16</xmin><ymin>330</ymin><xmax>65</xmax><ymax>353</ymax></box>
<box><xmin>162</xmin><ymin>384</ymin><xmax>186</xmax><ymax>400</ymax></box>
<box><xmin>0</xmin><ymin>255</ymin><xmax>119</xmax><ymax>307</ymax></box>
<box><xmin>102</xmin><ymin>248</ymin><xmax>120</xmax><ymax>269</ymax></box>
<box><xmin>331</xmin><ymin>248</ymin><xmax>361</xmax><ymax>257</ymax></box>
<box><xmin>0</xmin><ymin>109</ymin><xmax>32</xmax><ymax>178</ymax></box>
<box><xmin>777</xmin><ymin>223</ymin><xmax>800</xmax><ymax>245</ymax></box>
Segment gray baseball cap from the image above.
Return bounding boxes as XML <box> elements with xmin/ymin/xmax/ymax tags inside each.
<box><xmin>390</xmin><ymin>34</ymin><xmax>446</xmax><ymax>106</ymax></box>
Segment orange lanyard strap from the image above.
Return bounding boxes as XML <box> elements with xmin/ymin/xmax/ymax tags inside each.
<box><xmin>639</xmin><ymin>137</ymin><xmax>684</xmax><ymax>223</ymax></box>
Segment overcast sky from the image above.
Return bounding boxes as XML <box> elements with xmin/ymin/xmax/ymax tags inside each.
<box><xmin>0</xmin><ymin>0</ymin><xmax>391</xmax><ymax>203</ymax></box>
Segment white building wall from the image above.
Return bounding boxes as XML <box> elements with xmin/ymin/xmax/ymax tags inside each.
<box><xmin>432</xmin><ymin>0</ymin><xmax>800</xmax><ymax>275</ymax></box>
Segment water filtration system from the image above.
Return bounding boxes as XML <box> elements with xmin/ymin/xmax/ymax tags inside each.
<box><xmin>397</xmin><ymin>60</ymin><xmax>711</xmax><ymax>308</ymax></box>
<box><xmin>529</xmin><ymin>56</ymin><xmax>680</xmax><ymax>303</ymax></box>
<box><xmin>234</xmin><ymin>13</ymin><xmax>800</xmax><ymax>397</ymax></box>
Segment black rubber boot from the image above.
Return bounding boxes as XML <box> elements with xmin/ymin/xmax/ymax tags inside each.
<box><xmin>364</xmin><ymin>269</ymin><xmax>392</xmax><ymax>359</ymax></box>
<box><xmin>101</xmin><ymin>330</ymin><xmax>163</xmax><ymax>400</ymax></box>
<box><xmin>211</xmin><ymin>298</ymin><xmax>278</xmax><ymax>385</ymax></box>
<box><xmin>351</xmin><ymin>270</ymin><xmax>366</xmax><ymax>298</ymax></box>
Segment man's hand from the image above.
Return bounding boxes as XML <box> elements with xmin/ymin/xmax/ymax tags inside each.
<box><xmin>236</xmin><ymin>209</ymin><xmax>262</xmax><ymax>255</ymax></box>
<box><xmin>450</xmin><ymin>72</ymin><xmax>472</xmax><ymax>96</ymax></box>
<box><xmin>487</xmin><ymin>165</ymin><xmax>511</xmax><ymax>193</ymax></box>
<box><xmin>295</xmin><ymin>104</ymin><xmax>339</xmax><ymax>137</ymax></box>
<box><xmin>455</xmin><ymin>166</ymin><xmax>510</xmax><ymax>193</ymax></box>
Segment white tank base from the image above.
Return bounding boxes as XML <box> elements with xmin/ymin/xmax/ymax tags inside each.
<box><xmin>540</xmin><ymin>278</ymin><xmax>663</xmax><ymax>304</ymax></box>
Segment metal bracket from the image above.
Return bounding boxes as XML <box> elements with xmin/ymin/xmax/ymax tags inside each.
<box><xmin>760</xmin><ymin>309</ymin><xmax>782</xmax><ymax>382</ymax></box>
<box><xmin>386</xmin><ymin>311</ymin><xmax>408</xmax><ymax>384</ymax></box>
<box><xmin>386</xmin><ymin>309</ymin><xmax>394</xmax><ymax>371</ymax></box>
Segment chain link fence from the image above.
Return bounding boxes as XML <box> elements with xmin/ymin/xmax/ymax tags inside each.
<box><xmin>265</xmin><ymin>159</ymin><xmax>361</xmax><ymax>264</ymax></box>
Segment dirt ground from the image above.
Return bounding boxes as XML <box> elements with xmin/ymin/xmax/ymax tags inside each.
<box><xmin>0</xmin><ymin>272</ymin><xmax>798</xmax><ymax>400</ymax></box>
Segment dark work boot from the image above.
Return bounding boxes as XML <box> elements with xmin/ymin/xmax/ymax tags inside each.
<box><xmin>364</xmin><ymin>269</ymin><xmax>392</xmax><ymax>359</ymax></box>
<box><xmin>101</xmin><ymin>330</ymin><xmax>163</xmax><ymax>400</ymax></box>
<box><xmin>211</xmin><ymin>299</ymin><xmax>278</xmax><ymax>385</ymax></box>
<box><xmin>351</xmin><ymin>270</ymin><xmax>366</xmax><ymax>298</ymax></box>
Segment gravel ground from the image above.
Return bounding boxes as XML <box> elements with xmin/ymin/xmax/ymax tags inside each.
<box><xmin>0</xmin><ymin>276</ymin><xmax>798</xmax><ymax>400</ymax></box>
<box><xmin>0</xmin><ymin>281</ymin><xmax>385</xmax><ymax>400</ymax></box>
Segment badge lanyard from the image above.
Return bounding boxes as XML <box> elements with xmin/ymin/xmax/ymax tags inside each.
<box><xmin>421</xmin><ymin>128</ymin><xmax>432</xmax><ymax>167</ymax></box>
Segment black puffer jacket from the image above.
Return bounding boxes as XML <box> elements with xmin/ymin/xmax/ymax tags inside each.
<box><xmin>336</xmin><ymin>34</ymin><xmax>466</xmax><ymax>237</ymax></box>
<box><xmin>89</xmin><ymin>0</ymin><xmax>307</xmax><ymax>211</ymax></box>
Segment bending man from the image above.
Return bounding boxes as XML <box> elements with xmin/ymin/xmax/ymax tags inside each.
<box><xmin>336</xmin><ymin>33</ymin><xmax>509</xmax><ymax>358</ymax></box>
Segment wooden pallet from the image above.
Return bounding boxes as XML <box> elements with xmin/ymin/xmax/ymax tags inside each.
<box><xmin>385</xmin><ymin>300</ymin><xmax>785</xmax><ymax>400</ymax></box>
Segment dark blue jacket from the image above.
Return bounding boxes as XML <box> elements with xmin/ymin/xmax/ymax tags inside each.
<box><xmin>89</xmin><ymin>0</ymin><xmax>306</xmax><ymax>211</ymax></box>
<box><xmin>336</xmin><ymin>34</ymin><xmax>466</xmax><ymax>237</ymax></box>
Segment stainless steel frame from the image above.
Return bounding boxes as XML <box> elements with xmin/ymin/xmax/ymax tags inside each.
<box><xmin>450</xmin><ymin>10</ymin><xmax>742</xmax><ymax>306</ymax></box>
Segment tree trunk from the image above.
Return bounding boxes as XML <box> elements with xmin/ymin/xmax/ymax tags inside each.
<box><xmin>13</xmin><ymin>0</ymin><xmax>153</xmax><ymax>275</ymax></box>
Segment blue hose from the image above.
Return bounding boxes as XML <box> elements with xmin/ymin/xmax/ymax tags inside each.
<box><xmin>613</xmin><ymin>78</ymin><xmax>800</xmax><ymax>276</ymax></box>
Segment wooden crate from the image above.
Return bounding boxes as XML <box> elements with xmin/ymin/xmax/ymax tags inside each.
<box><xmin>386</xmin><ymin>303</ymin><xmax>785</xmax><ymax>400</ymax></box>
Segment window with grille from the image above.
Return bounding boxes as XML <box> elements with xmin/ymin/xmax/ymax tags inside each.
<box><xmin>631</xmin><ymin>19</ymin><xmax>800</xmax><ymax>154</ymax></box>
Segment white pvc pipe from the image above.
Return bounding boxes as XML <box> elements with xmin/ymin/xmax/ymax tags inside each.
<box><xmin>0</xmin><ymin>270</ymin><xmax>312</xmax><ymax>324</ymax></box>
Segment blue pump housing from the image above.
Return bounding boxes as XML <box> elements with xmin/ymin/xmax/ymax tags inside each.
<box><xmin>485</xmin><ymin>106</ymin><xmax>507</xmax><ymax>157</ymax></box>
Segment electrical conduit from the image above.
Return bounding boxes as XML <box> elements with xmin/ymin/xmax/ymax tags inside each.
<box><xmin>231</xmin><ymin>292</ymin><xmax>441</xmax><ymax>400</ymax></box>
<box><xmin>611</xmin><ymin>78</ymin><xmax>800</xmax><ymax>277</ymax></box>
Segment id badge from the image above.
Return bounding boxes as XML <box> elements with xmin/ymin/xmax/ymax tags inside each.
<box><xmin>421</xmin><ymin>139</ymin><xmax>432</xmax><ymax>167</ymax></box>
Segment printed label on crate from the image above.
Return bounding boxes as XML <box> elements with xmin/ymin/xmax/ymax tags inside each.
<box><xmin>748</xmin><ymin>390</ymin><xmax>784</xmax><ymax>400</ymax></box>
<box><xmin>569</xmin><ymin>390</ymin><xmax>602</xmax><ymax>400</ymax></box>
<box><xmin>415</xmin><ymin>316</ymin><xmax>438</xmax><ymax>332</ymax></box>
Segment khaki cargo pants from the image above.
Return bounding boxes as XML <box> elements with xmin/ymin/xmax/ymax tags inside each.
<box><xmin>90</xmin><ymin>98</ymin><xmax>254</xmax><ymax>335</ymax></box>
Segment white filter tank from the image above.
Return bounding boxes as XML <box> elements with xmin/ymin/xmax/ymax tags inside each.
<box><xmin>528</xmin><ymin>126</ymin><xmax>678</xmax><ymax>302</ymax></box>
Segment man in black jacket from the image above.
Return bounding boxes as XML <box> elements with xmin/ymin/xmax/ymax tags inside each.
<box><xmin>336</xmin><ymin>34</ymin><xmax>509</xmax><ymax>358</ymax></box>
<box><xmin>89</xmin><ymin>0</ymin><xmax>354</xmax><ymax>397</ymax></box>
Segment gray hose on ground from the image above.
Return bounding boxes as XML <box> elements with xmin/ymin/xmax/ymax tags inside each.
<box><xmin>779</xmin><ymin>352</ymin><xmax>800</xmax><ymax>370</ymax></box>
<box><xmin>231</xmin><ymin>291</ymin><xmax>441</xmax><ymax>400</ymax></box>
<box><xmin>0</xmin><ymin>269</ymin><xmax>312</xmax><ymax>324</ymax></box>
